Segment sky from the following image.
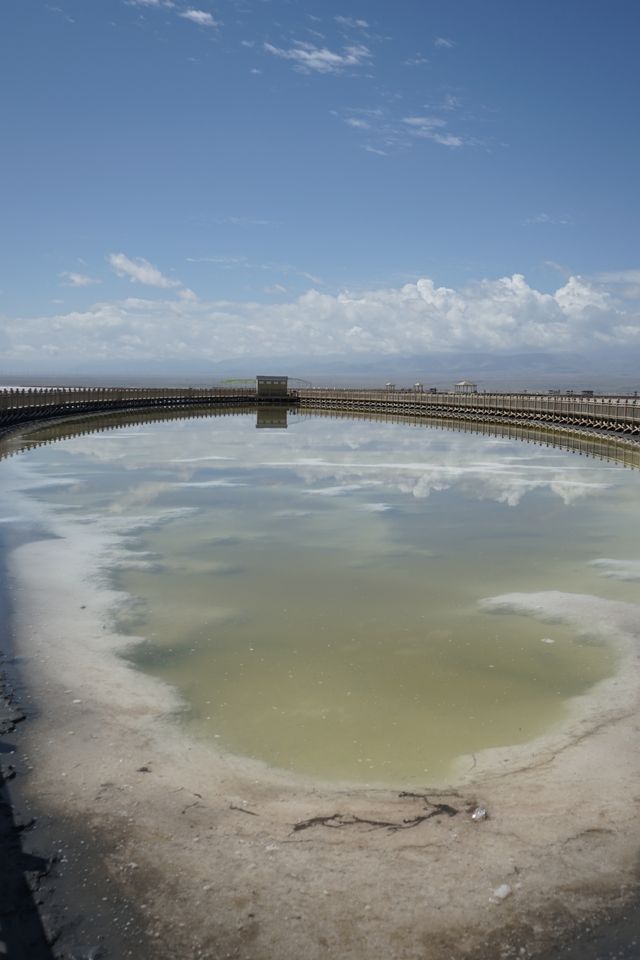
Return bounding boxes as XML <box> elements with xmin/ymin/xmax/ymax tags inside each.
<box><xmin>1</xmin><ymin>0</ymin><xmax>639</xmax><ymax>376</ymax></box>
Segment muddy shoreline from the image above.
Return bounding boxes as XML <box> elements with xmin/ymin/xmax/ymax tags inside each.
<box><xmin>3</xmin><ymin>644</ymin><xmax>640</xmax><ymax>960</ymax></box>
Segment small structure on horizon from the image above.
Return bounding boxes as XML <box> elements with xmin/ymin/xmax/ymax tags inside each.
<box><xmin>454</xmin><ymin>380</ymin><xmax>478</xmax><ymax>394</ymax></box>
<box><xmin>256</xmin><ymin>376</ymin><xmax>288</xmax><ymax>399</ymax></box>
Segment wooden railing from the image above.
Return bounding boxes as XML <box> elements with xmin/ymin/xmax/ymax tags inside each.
<box><xmin>296</xmin><ymin>389</ymin><xmax>640</xmax><ymax>435</ymax></box>
<box><xmin>0</xmin><ymin>385</ymin><xmax>257</xmax><ymax>429</ymax></box>
<box><xmin>1</xmin><ymin>385</ymin><xmax>639</xmax><ymax>437</ymax></box>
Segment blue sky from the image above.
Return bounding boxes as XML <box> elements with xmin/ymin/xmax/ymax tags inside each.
<box><xmin>1</xmin><ymin>0</ymin><xmax>639</xmax><ymax>372</ymax></box>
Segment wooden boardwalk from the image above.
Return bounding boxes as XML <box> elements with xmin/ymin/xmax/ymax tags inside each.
<box><xmin>0</xmin><ymin>384</ymin><xmax>639</xmax><ymax>443</ymax></box>
<box><xmin>296</xmin><ymin>388</ymin><xmax>640</xmax><ymax>435</ymax></box>
<box><xmin>1</xmin><ymin>390</ymin><xmax>639</xmax><ymax>470</ymax></box>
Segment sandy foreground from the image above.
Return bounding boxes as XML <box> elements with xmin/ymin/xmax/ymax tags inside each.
<box><xmin>6</xmin><ymin>499</ymin><xmax>640</xmax><ymax>960</ymax></box>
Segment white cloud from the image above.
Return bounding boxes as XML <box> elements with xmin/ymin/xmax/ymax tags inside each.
<box><xmin>363</xmin><ymin>145</ymin><xmax>388</xmax><ymax>155</ymax></box>
<box><xmin>178</xmin><ymin>288</ymin><xmax>198</xmax><ymax>302</ymax></box>
<box><xmin>59</xmin><ymin>271</ymin><xmax>101</xmax><ymax>287</ymax></box>
<box><xmin>442</xmin><ymin>94</ymin><xmax>462</xmax><ymax>110</ymax></box>
<box><xmin>596</xmin><ymin>269</ymin><xmax>640</xmax><ymax>300</ymax></box>
<box><xmin>264</xmin><ymin>40</ymin><xmax>371</xmax><ymax>74</ymax></box>
<box><xmin>335</xmin><ymin>16</ymin><xmax>369</xmax><ymax>29</ymax></box>
<box><xmin>179</xmin><ymin>8</ymin><xmax>218</xmax><ymax>28</ymax></box>
<box><xmin>126</xmin><ymin>0</ymin><xmax>174</xmax><ymax>6</ymax></box>
<box><xmin>4</xmin><ymin>272</ymin><xmax>638</xmax><ymax>367</ymax></box>
<box><xmin>598</xmin><ymin>269</ymin><xmax>640</xmax><ymax>284</ymax></box>
<box><xmin>341</xmin><ymin>106</ymin><xmax>474</xmax><ymax>154</ymax></box>
<box><xmin>299</xmin><ymin>270</ymin><xmax>323</xmax><ymax>285</ymax></box>
<box><xmin>108</xmin><ymin>252</ymin><xmax>182</xmax><ymax>288</ymax></box>
<box><xmin>402</xmin><ymin>116</ymin><xmax>464</xmax><ymax>148</ymax></box>
<box><xmin>434</xmin><ymin>37</ymin><xmax>454</xmax><ymax>48</ymax></box>
<box><xmin>524</xmin><ymin>213</ymin><xmax>572</xmax><ymax>226</ymax></box>
<box><xmin>431</xmin><ymin>132</ymin><xmax>463</xmax><ymax>147</ymax></box>
<box><xmin>403</xmin><ymin>116</ymin><xmax>447</xmax><ymax>130</ymax></box>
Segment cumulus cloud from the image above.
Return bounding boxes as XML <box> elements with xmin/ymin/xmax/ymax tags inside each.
<box><xmin>108</xmin><ymin>252</ymin><xmax>182</xmax><ymax>288</ymax></box>
<box><xmin>3</xmin><ymin>273</ymin><xmax>638</xmax><ymax>367</ymax></box>
<box><xmin>178</xmin><ymin>8</ymin><xmax>218</xmax><ymax>27</ymax></box>
<box><xmin>264</xmin><ymin>40</ymin><xmax>371</xmax><ymax>74</ymax></box>
<box><xmin>434</xmin><ymin>37</ymin><xmax>454</xmax><ymax>48</ymax></box>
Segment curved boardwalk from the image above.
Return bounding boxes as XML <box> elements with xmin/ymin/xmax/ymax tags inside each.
<box><xmin>1</xmin><ymin>385</ymin><xmax>639</xmax><ymax>459</ymax></box>
<box><xmin>0</xmin><ymin>403</ymin><xmax>638</xmax><ymax>474</ymax></box>
<box><xmin>297</xmin><ymin>387</ymin><xmax>640</xmax><ymax>435</ymax></box>
<box><xmin>0</xmin><ymin>385</ymin><xmax>257</xmax><ymax>430</ymax></box>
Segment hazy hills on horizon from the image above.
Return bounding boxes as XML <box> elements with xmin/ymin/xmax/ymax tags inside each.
<box><xmin>1</xmin><ymin>349</ymin><xmax>637</xmax><ymax>394</ymax></box>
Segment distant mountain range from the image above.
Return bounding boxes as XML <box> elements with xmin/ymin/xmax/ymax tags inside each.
<box><xmin>1</xmin><ymin>350</ymin><xmax>638</xmax><ymax>394</ymax></box>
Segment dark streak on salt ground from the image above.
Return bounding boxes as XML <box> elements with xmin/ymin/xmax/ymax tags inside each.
<box><xmin>0</xmin><ymin>519</ymin><xmax>56</xmax><ymax>960</ymax></box>
<box><xmin>0</xmin><ymin>524</ymin><xmax>158</xmax><ymax>960</ymax></box>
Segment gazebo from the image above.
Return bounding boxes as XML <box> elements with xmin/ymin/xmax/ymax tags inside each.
<box><xmin>454</xmin><ymin>380</ymin><xmax>478</xmax><ymax>394</ymax></box>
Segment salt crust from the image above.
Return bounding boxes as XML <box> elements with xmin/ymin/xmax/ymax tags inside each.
<box><xmin>6</xmin><ymin>463</ymin><xmax>640</xmax><ymax>959</ymax></box>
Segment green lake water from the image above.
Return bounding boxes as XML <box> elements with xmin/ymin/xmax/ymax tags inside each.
<box><xmin>8</xmin><ymin>412</ymin><xmax>640</xmax><ymax>785</ymax></box>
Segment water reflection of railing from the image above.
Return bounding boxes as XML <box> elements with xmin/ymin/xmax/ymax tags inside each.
<box><xmin>0</xmin><ymin>404</ymin><xmax>259</xmax><ymax>462</ymax></box>
<box><xmin>1</xmin><ymin>403</ymin><xmax>639</xmax><ymax>471</ymax></box>
<box><xmin>306</xmin><ymin>407</ymin><xmax>640</xmax><ymax>470</ymax></box>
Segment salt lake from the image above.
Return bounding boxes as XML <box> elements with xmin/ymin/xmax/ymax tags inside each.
<box><xmin>5</xmin><ymin>410</ymin><xmax>639</xmax><ymax>786</ymax></box>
